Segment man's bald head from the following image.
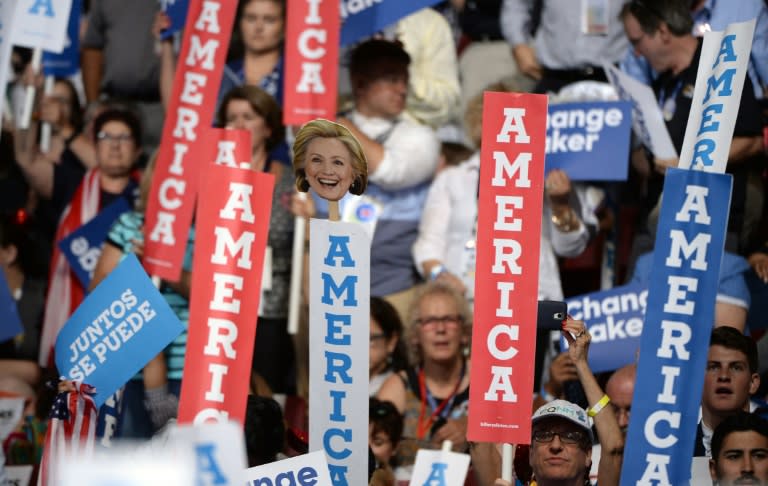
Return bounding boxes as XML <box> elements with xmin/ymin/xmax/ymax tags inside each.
<box><xmin>606</xmin><ymin>363</ymin><xmax>636</xmax><ymax>434</ymax></box>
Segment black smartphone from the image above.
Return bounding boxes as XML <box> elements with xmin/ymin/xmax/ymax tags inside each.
<box><xmin>537</xmin><ymin>300</ymin><xmax>567</xmax><ymax>330</ymax></box>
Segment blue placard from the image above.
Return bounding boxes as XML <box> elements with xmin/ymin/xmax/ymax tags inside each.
<box><xmin>620</xmin><ymin>168</ymin><xmax>732</xmax><ymax>485</ymax></box>
<box><xmin>41</xmin><ymin>0</ymin><xmax>81</xmax><ymax>77</ymax></box>
<box><xmin>57</xmin><ymin>197</ymin><xmax>131</xmax><ymax>290</ymax></box>
<box><xmin>340</xmin><ymin>0</ymin><xmax>442</xmax><ymax>46</ymax></box>
<box><xmin>545</xmin><ymin>101</ymin><xmax>632</xmax><ymax>181</ymax></box>
<box><xmin>563</xmin><ymin>284</ymin><xmax>646</xmax><ymax>373</ymax></box>
<box><xmin>54</xmin><ymin>254</ymin><xmax>184</xmax><ymax>407</ymax></box>
<box><xmin>159</xmin><ymin>0</ymin><xmax>189</xmax><ymax>41</ymax></box>
<box><xmin>0</xmin><ymin>271</ymin><xmax>23</xmax><ymax>343</ymax></box>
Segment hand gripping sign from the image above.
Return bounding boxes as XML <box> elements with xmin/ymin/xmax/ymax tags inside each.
<box><xmin>467</xmin><ymin>91</ymin><xmax>547</xmax><ymax>445</ymax></box>
<box><xmin>177</xmin><ymin>152</ymin><xmax>274</xmax><ymax>426</ymax></box>
<box><xmin>143</xmin><ymin>0</ymin><xmax>237</xmax><ymax>282</ymax></box>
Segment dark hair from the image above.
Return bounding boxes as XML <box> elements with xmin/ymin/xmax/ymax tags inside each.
<box><xmin>440</xmin><ymin>142</ymin><xmax>474</xmax><ymax>168</ymax></box>
<box><xmin>54</xmin><ymin>78</ymin><xmax>84</xmax><ymax>133</ymax></box>
<box><xmin>227</xmin><ymin>0</ymin><xmax>286</xmax><ymax>62</ymax></box>
<box><xmin>216</xmin><ymin>85</ymin><xmax>285</xmax><ymax>153</ymax></box>
<box><xmin>349</xmin><ymin>39</ymin><xmax>410</xmax><ymax>92</ymax></box>
<box><xmin>0</xmin><ymin>211</ymin><xmax>45</xmax><ymax>278</ymax></box>
<box><xmin>92</xmin><ymin>107</ymin><xmax>142</xmax><ymax>147</ymax></box>
<box><xmin>370</xmin><ymin>297</ymin><xmax>409</xmax><ymax>372</ymax></box>
<box><xmin>711</xmin><ymin>411</ymin><xmax>768</xmax><ymax>460</ymax></box>
<box><xmin>369</xmin><ymin>397</ymin><xmax>403</xmax><ymax>448</ymax></box>
<box><xmin>710</xmin><ymin>326</ymin><xmax>758</xmax><ymax>373</ymax></box>
<box><xmin>620</xmin><ymin>0</ymin><xmax>693</xmax><ymax>36</ymax></box>
<box><xmin>243</xmin><ymin>394</ymin><xmax>285</xmax><ymax>467</ymax></box>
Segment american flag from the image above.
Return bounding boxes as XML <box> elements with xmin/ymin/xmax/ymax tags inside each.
<box><xmin>37</xmin><ymin>383</ymin><xmax>97</xmax><ymax>486</ymax></box>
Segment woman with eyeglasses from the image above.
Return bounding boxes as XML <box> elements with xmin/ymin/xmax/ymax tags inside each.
<box><xmin>377</xmin><ymin>281</ymin><xmax>472</xmax><ymax>481</ymax></box>
<box><xmin>37</xmin><ymin>107</ymin><xmax>142</xmax><ymax>368</ymax></box>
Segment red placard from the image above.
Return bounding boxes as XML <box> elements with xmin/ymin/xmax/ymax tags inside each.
<box><xmin>467</xmin><ymin>92</ymin><xmax>548</xmax><ymax>444</ymax></box>
<box><xmin>143</xmin><ymin>0</ymin><xmax>237</xmax><ymax>282</ymax></box>
<box><xmin>283</xmin><ymin>0</ymin><xmax>340</xmax><ymax>125</ymax></box>
<box><xmin>177</xmin><ymin>158</ymin><xmax>274</xmax><ymax>425</ymax></box>
<box><xmin>199</xmin><ymin>127</ymin><xmax>254</xmax><ymax>172</ymax></box>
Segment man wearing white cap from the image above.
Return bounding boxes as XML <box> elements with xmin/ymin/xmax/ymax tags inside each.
<box><xmin>529</xmin><ymin>399</ymin><xmax>594</xmax><ymax>486</ymax></box>
<box><xmin>487</xmin><ymin>318</ymin><xmax>622</xmax><ymax>486</ymax></box>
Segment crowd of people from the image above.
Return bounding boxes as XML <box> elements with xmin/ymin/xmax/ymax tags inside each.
<box><xmin>1</xmin><ymin>0</ymin><xmax>768</xmax><ymax>484</ymax></box>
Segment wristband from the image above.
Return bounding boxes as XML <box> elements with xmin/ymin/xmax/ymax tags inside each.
<box><xmin>429</xmin><ymin>264</ymin><xmax>446</xmax><ymax>281</ymax></box>
<box><xmin>588</xmin><ymin>394</ymin><xmax>611</xmax><ymax>417</ymax></box>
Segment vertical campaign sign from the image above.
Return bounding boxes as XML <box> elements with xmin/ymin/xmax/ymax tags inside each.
<box><xmin>467</xmin><ymin>92</ymin><xmax>547</xmax><ymax>444</ymax></box>
<box><xmin>283</xmin><ymin>0</ymin><xmax>340</xmax><ymax>125</ymax></box>
<box><xmin>620</xmin><ymin>169</ymin><xmax>732</xmax><ymax>484</ymax></box>
<box><xmin>10</xmin><ymin>0</ymin><xmax>71</xmax><ymax>53</ymax></box>
<box><xmin>620</xmin><ymin>20</ymin><xmax>754</xmax><ymax>485</ymax></box>
<box><xmin>309</xmin><ymin>219</ymin><xmax>369</xmax><ymax>486</ymax></box>
<box><xmin>143</xmin><ymin>0</ymin><xmax>236</xmax><ymax>282</ymax></box>
<box><xmin>41</xmin><ymin>0</ymin><xmax>80</xmax><ymax>77</ymax></box>
<box><xmin>0</xmin><ymin>0</ymin><xmax>18</xmax><ymax>133</ymax></box>
<box><xmin>177</xmin><ymin>161</ymin><xmax>274</xmax><ymax>426</ymax></box>
<box><xmin>678</xmin><ymin>19</ymin><xmax>756</xmax><ymax>172</ymax></box>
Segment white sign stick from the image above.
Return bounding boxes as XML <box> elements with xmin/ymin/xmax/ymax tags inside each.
<box><xmin>18</xmin><ymin>47</ymin><xmax>41</xmax><ymax>130</ymax></box>
<box><xmin>501</xmin><ymin>443</ymin><xmax>514</xmax><ymax>482</ymax></box>
<box><xmin>287</xmin><ymin>193</ymin><xmax>306</xmax><ymax>335</ymax></box>
<box><xmin>40</xmin><ymin>74</ymin><xmax>54</xmax><ymax>152</ymax></box>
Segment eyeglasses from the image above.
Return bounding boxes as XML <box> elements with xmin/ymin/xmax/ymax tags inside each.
<box><xmin>532</xmin><ymin>430</ymin><xmax>586</xmax><ymax>445</ymax></box>
<box><xmin>97</xmin><ymin>131</ymin><xmax>134</xmax><ymax>144</ymax></box>
<box><xmin>414</xmin><ymin>314</ymin><xmax>463</xmax><ymax>328</ymax></box>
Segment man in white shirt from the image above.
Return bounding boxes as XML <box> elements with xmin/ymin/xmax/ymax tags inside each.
<box><xmin>337</xmin><ymin>39</ymin><xmax>441</xmax><ymax>320</ymax></box>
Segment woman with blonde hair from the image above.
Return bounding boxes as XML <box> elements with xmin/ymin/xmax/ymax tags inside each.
<box><xmin>377</xmin><ymin>282</ymin><xmax>472</xmax><ymax>481</ymax></box>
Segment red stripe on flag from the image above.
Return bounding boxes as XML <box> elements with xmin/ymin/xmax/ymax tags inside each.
<box><xmin>37</xmin><ymin>383</ymin><xmax>97</xmax><ymax>486</ymax></box>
